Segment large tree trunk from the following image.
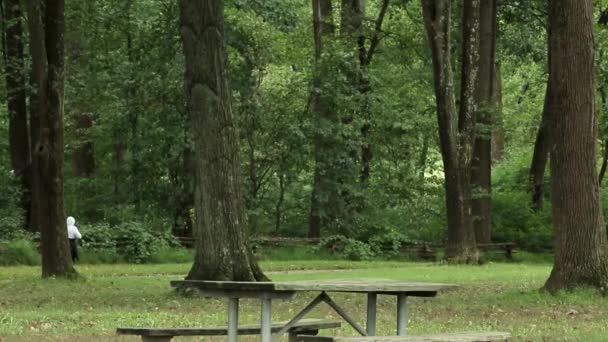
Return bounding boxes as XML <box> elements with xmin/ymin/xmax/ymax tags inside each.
<box><xmin>26</xmin><ymin>0</ymin><xmax>75</xmax><ymax>278</ymax></box>
<box><xmin>2</xmin><ymin>0</ymin><xmax>31</xmax><ymax>229</ymax></box>
<box><xmin>543</xmin><ymin>0</ymin><xmax>608</xmax><ymax>292</ymax></box>
<box><xmin>308</xmin><ymin>0</ymin><xmax>336</xmax><ymax>238</ymax></box>
<box><xmin>529</xmin><ymin>81</ymin><xmax>552</xmax><ymax>210</ymax></box>
<box><xmin>471</xmin><ymin>0</ymin><xmax>497</xmax><ymax>244</ymax></box>
<box><xmin>179</xmin><ymin>0</ymin><xmax>267</xmax><ymax>281</ymax></box>
<box><xmin>422</xmin><ymin>0</ymin><xmax>480</xmax><ymax>263</ymax></box>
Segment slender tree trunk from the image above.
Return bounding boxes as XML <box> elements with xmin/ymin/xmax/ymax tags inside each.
<box><xmin>275</xmin><ymin>171</ymin><xmax>285</xmax><ymax>234</ymax></box>
<box><xmin>543</xmin><ymin>0</ymin><xmax>608</xmax><ymax>292</ymax></box>
<box><xmin>471</xmin><ymin>0</ymin><xmax>496</xmax><ymax>244</ymax></box>
<box><xmin>179</xmin><ymin>0</ymin><xmax>267</xmax><ymax>281</ymax></box>
<box><xmin>26</xmin><ymin>0</ymin><xmax>75</xmax><ymax>278</ymax></box>
<box><xmin>2</xmin><ymin>0</ymin><xmax>31</xmax><ymax>229</ymax></box>
<box><xmin>422</xmin><ymin>0</ymin><xmax>480</xmax><ymax>263</ymax></box>
<box><xmin>358</xmin><ymin>0</ymin><xmax>389</xmax><ymax>189</ymax></box>
<box><xmin>71</xmin><ymin>113</ymin><xmax>95</xmax><ymax>177</ymax></box>
<box><xmin>418</xmin><ymin>134</ymin><xmax>430</xmax><ymax>180</ymax></box>
<box><xmin>529</xmin><ymin>81</ymin><xmax>552</xmax><ymax>210</ymax></box>
<box><xmin>491</xmin><ymin>63</ymin><xmax>504</xmax><ymax>162</ymax></box>
<box><xmin>308</xmin><ymin>0</ymin><xmax>335</xmax><ymax>238</ymax></box>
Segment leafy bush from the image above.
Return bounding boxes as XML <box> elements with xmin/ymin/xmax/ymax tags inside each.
<box><xmin>0</xmin><ymin>166</ymin><xmax>25</xmax><ymax>240</ymax></box>
<box><xmin>81</xmin><ymin>222</ymin><xmax>117</xmax><ymax>250</ymax></box>
<box><xmin>0</xmin><ymin>239</ymin><xmax>40</xmax><ymax>266</ymax></box>
<box><xmin>319</xmin><ymin>235</ymin><xmax>375</xmax><ymax>261</ymax></box>
<box><xmin>81</xmin><ymin>221</ymin><xmax>181</xmax><ymax>263</ymax></box>
<box><xmin>492</xmin><ymin>151</ymin><xmax>553</xmax><ymax>250</ymax></box>
<box><xmin>114</xmin><ymin>221</ymin><xmax>175</xmax><ymax>263</ymax></box>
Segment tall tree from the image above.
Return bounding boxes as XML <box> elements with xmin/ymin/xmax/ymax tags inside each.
<box><xmin>179</xmin><ymin>0</ymin><xmax>267</xmax><ymax>281</ymax></box>
<box><xmin>529</xmin><ymin>81</ymin><xmax>552</xmax><ymax>210</ymax></box>
<box><xmin>340</xmin><ymin>0</ymin><xmax>390</xmax><ymax>189</ymax></box>
<box><xmin>1</xmin><ymin>0</ymin><xmax>30</xmax><ymax>228</ymax></box>
<box><xmin>25</xmin><ymin>0</ymin><xmax>75</xmax><ymax>278</ymax></box>
<box><xmin>308</xmin><ymin>0</ymin><xmax>337</xmax><ymax>238</ymax></box>
<box><xmin>543</xmin><ymin>0</ymin><xmax>608</xmax><ymax>292</ymax></box>
<box><xmin>422</xmin><ymin>0</ymin><xmax>481</xmax><ymax>262</ymax></box>
<box><xmin>471</xmin><ymin>0</ymin><xmax>497</xmax><ymax>243</ymax></box>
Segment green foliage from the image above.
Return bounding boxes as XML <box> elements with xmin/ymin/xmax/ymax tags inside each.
<box><xmin>114</xmin><ymin>221</ymin><xmax>178</xmax><ymax>263</ymax></box>
<box><xmin>319</xmin><ymin>235</ymin><xmax>376</xmax><ymax>261</ymax></box>
<box><xmin>0</xmin><ymin>0</ymin><xmax>600</xmax><ymax>261</ymax></box>
<box><xmin>0</xmin><ymin>239</ymin><xmax>40</xmax><ymax>266</ymax></box>
<box><xmin>492</xmin><ymin>151</ymin><xmax>552</xmax><ymax>250</ymax></box>
<box><xmin>81</xmin><ymin>221</ymin><xmax>182</xmax><ymax>263</ymax></box>
<box><xmin>0</xmin><ymin>166</ymin><xmax>25</xmax><ymax>240</ymax></box>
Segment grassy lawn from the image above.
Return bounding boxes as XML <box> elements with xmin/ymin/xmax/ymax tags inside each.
<box><xmin>1</xmin><ymin>260</ymin><xmax>607</xmax><ymax>341</ymax></box>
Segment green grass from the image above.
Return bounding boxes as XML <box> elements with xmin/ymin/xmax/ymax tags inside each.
<box><xmin>1</xmin><ymin>260</ymin><xmax>607</xmax><ymax>341</ymax></box>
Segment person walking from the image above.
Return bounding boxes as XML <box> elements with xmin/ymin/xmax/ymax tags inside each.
<box><xmin>66</xmin><ymin>216</ymin><xmax>82</xmax><ymax>263</ymax></box>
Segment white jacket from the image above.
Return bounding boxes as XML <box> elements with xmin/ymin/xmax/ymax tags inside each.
<box><xmin>67</xmin><ymin>216</ymin><xmax>82</xmax><ymax>240</ymax></box>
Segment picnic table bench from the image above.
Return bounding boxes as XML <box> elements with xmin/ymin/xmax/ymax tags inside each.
<box><xmin>117</xmin><ymin>318</ymin><xmax>341</xmax><ymax>342</ymax></box>
<box><xmin>476</xmin><ymin>243</ymin><xmax>516</xmax><ymax>260</ymax></box>
<box><xmin>297</xmin><ymin>331</ymin><xmax>511</xmax><ymax>342</ymax></box>
<box><xmin>399</xmin><ymin>243</ymin><xmax>517</xmax><ymax>261</ymax></box>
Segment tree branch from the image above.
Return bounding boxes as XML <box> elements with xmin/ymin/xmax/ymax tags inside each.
<box><xmin>366</xmin><ymin>0</ymin><xmax>390</xmax><ymax>63</ymax></box>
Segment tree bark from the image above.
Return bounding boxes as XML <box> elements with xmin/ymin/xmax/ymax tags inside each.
<box><xmin>529</xmin><ymin>81</ymin><xmax>552</xmax><ymax>210</ymax></box>
<box><xmin>179</xmin><ymin>0</ymin><xmax>267</xmax><ymax>281</ymax></box>
<box><xmin>25</xmin><ymin>0</ymin><xmax>75</xmax><ymax>278</ymax></box>
<box><xmin>422</xmin><ymin>0</ymin><xmax>480</xmax><ymax>263</ymax></box>
<box><xmin>543</xmin><ymin>0</ymin><xmax>608</xmax><ymax>292</ymax></box>
<box><xmin>471</xmin><ymin>0</ymin><xmax>496</xmax><ymax>244</ymax></box>
<box><xmin>2</xmin><ymin>0</ymin><xmax>31</xmax><ymax>229</ymax></box>
<box><xmin>599</xmin><ymin>85</ymin><xmax>608</xmax><ymax>184</ymax></box>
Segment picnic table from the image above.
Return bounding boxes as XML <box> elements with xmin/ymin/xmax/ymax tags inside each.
<box><xmin>170</xmin><ymin>279</ymin><xmax>457</xmax><ymax>342</ymax></box>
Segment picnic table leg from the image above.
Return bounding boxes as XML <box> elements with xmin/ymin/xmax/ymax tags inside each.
<box><xmin>261</xmin><ymin>297</ymin><xmax>272</xmax><ymax>342</ymax></box>
<box><xmin>396</xmin><ymin>294</ymin><xmax>407</xmax><ymax>335</ymax></box>
<box><xmin>366</xmin><ymin>293</ymin><xmax>377</xmax><ymax>335</ymax></box>
<box><xmin>228</xmin><ymin>298</ymin><xmax>239</xmax><ymax>342</ymax></box>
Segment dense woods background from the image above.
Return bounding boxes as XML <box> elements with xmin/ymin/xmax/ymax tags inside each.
<box><xmin>1</xmin><ymin>0</ymin><xmax>608</xmax><ymax>263</ymax></box>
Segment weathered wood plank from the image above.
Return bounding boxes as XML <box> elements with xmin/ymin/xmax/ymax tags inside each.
<box><xmin>297</xmin><ymin>332</ymin><xmax>511</xmax><ymax>342</ymax></box>
<box><xmin>170</xmin><ymin>279</ymin><xmax>457</xmax><ymax>295</ymax></box>
<box><xmin>117</xmin><ymin>319</ymin><xmax>341</xmax><ymax>337</ymax></box>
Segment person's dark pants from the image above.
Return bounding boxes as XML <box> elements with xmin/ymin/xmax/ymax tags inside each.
<box><xmin>69</xmin><ymin>239</ymin><xmax>79</xmax><ymax>263</ymax></box>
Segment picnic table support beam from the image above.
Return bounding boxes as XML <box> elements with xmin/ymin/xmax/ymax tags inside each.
<box><xmin>396</xmin><ymin>294</ymin><xmax>407</xmax><ymax>335</ymax></box>
<box><xmin>228</xmin><ymin>298</ymin><xmax>239</xmax><ymax>342</ymax></box>
<box><xmin>261</xmin><ymin>297</ymin><xmax>273</xmax><ymax>342</ymax></box>
<box><xmin>323</xmin><ymin>293</ymin><xmax>368</xmax><ymax>336</ymax></box>
<box><xmin>273</xmin><ymin>292</ymin><xmax>328</xmax><ymax>341</ymax></box>
<box><xmin>366</xmin><ymin>293</ymin><xmax>377</xmax><ymax>335</ymax></box>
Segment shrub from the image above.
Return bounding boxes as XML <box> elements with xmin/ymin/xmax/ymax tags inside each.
<box><xmin>115</xmin><ymin>221</ymin><xmax>181</xmax><ymax>263</ymax></box>
<box><xmin>0</xmin><ymin>239</ymin><xmax>40</xmax><ymax>266</ymax></box>
<box><xmin>492</xmin><ymin>151</ymin><xmax>553</xmax><ymax>250</ymax></box>
<box><xmin>80</xmin><ymin>221</ymin><xmax>180</xmax><ymax>263</ymax></box>
<box><xmin>319</xmin><ymin>235</ymin><xmax>375</xmax><ymax>261</ymax></box>
<box><xmin>0</xmin><ymin>166</ymin><xmax>25</xmax><ymax>240</ymax></box>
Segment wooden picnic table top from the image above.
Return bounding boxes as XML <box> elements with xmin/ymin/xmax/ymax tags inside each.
<box><xmin>170</xmin><ymin>279</ymin><xmax>457</xmax><ymax>296</ymax></box>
